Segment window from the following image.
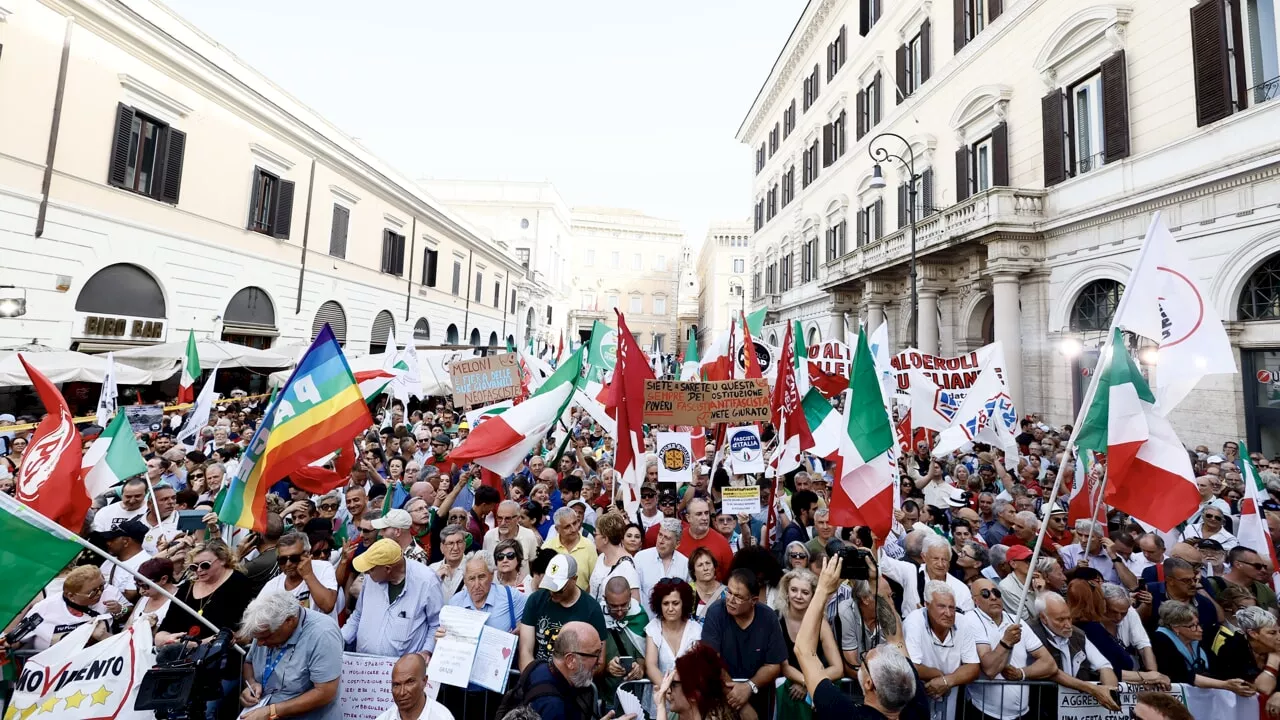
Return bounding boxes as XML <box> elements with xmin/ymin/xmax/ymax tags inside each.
<box><xmin>828</xmin><ymin>26</ymin><xmax>848</xmax><ymax>80</ymax></box>
<box><xmin>897</xmin><ymin>23</ymin><xmax>932</xmax><ymax>100</ymax></box>
<box><xmin>654</xmin><ymin>295</ymin><xmax>667</xmax><ymax>315</ymax></box>
<box><xmin>1069</xmin><ymin>279</ymin><xmax>1125</xmax><ymax>331</ymax></box>
<box><xmin>823</xmin><ymin>111</ymin><xmax>847</xmax><ymax>167</ymax></box>
<box><xmin>802</xmin><ymin>238</ymin><xmax>819</xmax><ymax>282</ymax></box>
<box><xmin>510</xmin><ymin>289</ymin><xmax>517</xmax><ymax>313</ymax></box>
<box><xmin>956</xmin><ymin>0</ymin><xmax>1000</xmax><ymax>53</ymax></box>
<box><xmin>956</xmin><ymin>124</ymin><xmax>1009</xmax><ymax>201</ymax></box>
<box><xmin>585</xmin><ymin>249</ymin><xmax>595</xmax><ymax>266</ymax></box>
<box><xmin>826</xmin><ymin>221</ymin><xmax>847</xmax><ymax>260</ymax></box>
<box><xmin>1190</xmin><ymin>0</ymin><xmax>1278</xmax><ymax>126</ymax></box>
<box><xmin>422</xmin><ymin>248</ymin><xmax>438</xmax><ymax>286</ymax></box>
<box><xmin>607</xmin><ymin>293</ymin><xmax>619</xmax><ymax>309</ymax></box>
<box><xmin>474</xmin><ymin>272</ymin><xmax>483</xmax><ymax>302</ymax></box>
<box><xmin>803</xmin><ymin>139</ymin><xmax>821</xmax><ymax>187</ymax></box>
<box><xmin>656</xmin><ymin>255</ymin><xmax>667</xmax><ymax>271</ymax></box>
<box><xmin>380</xmin><ymin>230</ymin><xmax>406</xmax><ymax>275</ymax></box>
<box><xmin>803</xmin><ymin>64</ymin><xmax>821</xmax><ymax>111</ymax></box>
<box><xmin>611</xmin><ymin>251</ymin><xmax>621</xmax><ymax>268</ymax></box>
<box><xmin>752</xmin><ymin>272</ymin><xmax>762</xmax><ymax>299</ymax></box>
<box><xmin>896</xmin><ymin>170</ymin><xmax>933</xmax><ymax>226</ymax></box>
<box><xmin>581</xmin><ymin>292</ymin><xmax>596</xmax><ymax>310</ymax></box>
<box><xmin>1238</xmin><ymin>253</ymin><xmax>1280</xmax><ymax>320</ymax></box>
<box><xmin>754</xmin><ymin>199</ymin><xmax>765</xmax><ymax>231</ymax></box>
<box><xmin>857</xmin><ymin>201</ymin><xmax>884</xmax><ymax>246</ymax></box>
<box><xmin>451</xmin><ymin>261</ymin><xmax>462</xmax><ymax>295</ymax></box>
<box><xmin>756</xmin><ymin>144</ymin><xmax>766</xmax><ymax>173</ymax></box>
<box><xmin>246</xmin><ymin>167</ymin><xmax>296</xmax><ymax>239</ymax></box>
<box><xmin>516</xmin><ymin>247</ymin><xmax>531</xmax><ymax>269</ymax></box>
<box><xmin>630</xmin><ymin>295</ymin><xmax>643</xmax><ymax>313</ymax></box>
<box><xmin>652</xmin><ymin>334</ymin><xmax>665</xmax><ymax>353</ymax></box>
<box><xmin>860</xmin><ymin>0</ymin><xmax>883</xmax><ymax>36</ymax></box>
<box><xmin>329</xmin><ymin>205</ymin><xmax>349</xmax><ymax>258</ymax></box>
<box><xmin>632</xmin><ymin>253</ymin><xmax>642</xmax><ymax>270</ymax></box>
<box><xmin>782</xmin><ymin>166</ymin><xmax>795</xmax><ymax>206</ymax></box>
<box><xmin>733</xmin><ymin>258</ymin><xmax>745</xmax><ymax>273</ymax></box>
<box><xmin>769</xmin><ymin>124</ymin><xmax>780</xmax><ymax>155</ymax></box>
<box><xmin>780</xmin><ymin>254</ymin><xmax>793</xmax><ymax>292</ymax></box>
<box><xmin>783</xmin><ymin>99</ymin><xmax>797</xmax><ymax>138</ymax></box>
<box><xmin>1042</xmin><ymin>52</ymin><xmax>1130</xmax><ymax>186</ymax></box>
<box><xmin>973</xmin><ymin>136</ymin><xmax>993</xmax><ymax>193</ymax></box>
<box><xmin>766</xmin><ymin>263</ymin><xmax>777</xmax><ymax>294</ymax></box>
<box><xmin>766</xmin><ymin>184</ymin><xmax>778</xmax><ymax>220</ymax></box>
<box><xmin>857</xmin><ymin>73</ymin><xmax>883</xmax><ymax>140</ymax></box>
<box><xmin>494</xmin><ymin>282</ymin><xmax>501</xmax><ymax>308</ymax></box>
<box><xmin>107</xmin><ymin>104</ymin><xmax>186</xmax><ymax>204</ymax></box>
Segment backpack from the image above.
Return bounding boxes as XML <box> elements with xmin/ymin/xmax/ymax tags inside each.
<box><xmin>494</xmin><ymin>661</ymin><xmax>561</xmax><ymax>719</ymax></box>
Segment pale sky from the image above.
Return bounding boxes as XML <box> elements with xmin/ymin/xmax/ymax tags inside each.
<box><xmin>163</xmin><ymin>0</ymin><xmax>807</xmax><ymax>247</ymax></box>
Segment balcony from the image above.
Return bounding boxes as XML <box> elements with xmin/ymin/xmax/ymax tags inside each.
<box><xmin>820</xmin><ymin>186</ymin><xmax>1046</xmax><ymax>290</ymax></box>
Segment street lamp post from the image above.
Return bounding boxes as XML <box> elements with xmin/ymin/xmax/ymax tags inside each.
<box><xmin>868</xmin><ymin>132</ymin><xmax>918</xmax><ymax>347</ymax></box>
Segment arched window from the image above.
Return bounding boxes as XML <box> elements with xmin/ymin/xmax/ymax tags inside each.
<box><xmin>446</xmin><ymin>324</ymin><xmax>459</xmax><ymax>344</ymax></box>
<box><xmin>1238</xmin><ymin>254</ymin><xmax>1280</xmax><ymax>320</ymax></box>
<box><xmin>469</xmin><ymin>328</ymin><xmax>482</xmax><ymax>346</ymax></box>
<box><xmin>222</xmin><ymin>286</ymin><xmax>276</xmax><ymax>349</ymax></box>
<box><xmin>413</xmin><ymin>318</ymin><xmax>430</xmax><ymax>342</ymax></box>
<box><xmin>807</xmin><ymin>325</ymin><xmax>820</xmax><ymax>346</ymax></box>
<box><xmin>75</xmin><ymin>263</ymin><xmax>166</xmax><ymax>318</ymax></box>
<box><xmin>488</xmin><ymin>332</ymin><xmax>499</xmax><ymax>347</ymax></box>
<box><xmin>506</xmin><ymin>334</ymin><xmax>515</xmax><ymax>348</ymax></box>
<box><xmin>1069</xmin><ymin>280</ymin><xmax>1124</xmax><ymax>331</ymax></box>
<box><xmin>369</xmin><ymin>310</ymin><xmax>395</xmax><ymax>354</ymax></box>
<box><xmin>311</xmin><ymin>301</ymin><xmax>347</xmax><ymax>345</ymax></box>
<box><xmin>768</xmin><ymin>332</ymin><xmax>779</xmax><ymax>346</ymax></box>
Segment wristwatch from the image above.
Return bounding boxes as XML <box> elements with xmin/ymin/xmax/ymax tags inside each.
<box><xmin>747</xmin><ymin>680</ymin><xmax>759</xmax><ymax>695</ymax></box>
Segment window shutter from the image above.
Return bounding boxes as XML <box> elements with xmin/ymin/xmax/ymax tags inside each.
<box><xmin>1041</xmin><ymin>89</ymin><xmax>1067</xmax><ymax>186</ymax></box>
<box><xmin>247</xmin><ymin>167</ymin><xmax>263</xmax><ymax>230</ymax></box>
<box><xmin>856</xmin><ymin>89</ymin><xmax>867</xmax><ymax>139</ymax></box>
<box><xmin>1190</xmin><ymin>0</ymin><xmax>1234</xmax><ymax>127</ymax></box>
<box><xmin>921</xmin><ymin>168</ymin><xmax>934</xmax><ymax>215</ymax></box>
<box><xmin>955</xmin><ymin>145</ymin><xmax>971</xmax><ymax>202</ymax></box>
<box><xmin>329</xmin><ymin>205</ymin><xmax>349</xmax><ymax>258</ymax></box>
<box><xmin>108</xmin><ymin>103</ymin><xmax>135</xmax><ymax>188</ymax></box>
<box><xmin>896</xmin><ymin>45</ymin><xmax>908</xmax><ymax>104</ymax></box>
<box><xmin>395</xmin><ymin>234</ymin><xmax>406</xmax><ymax>275</ymax></box>
<box><xmin>823</xmin><ymin>123</ymin><xmax>832</xmax><ymax>166</ymax></box>
<box><xmin>897</xmin><ymin>184</ymin><xmax>908</xmax><ymax>227</ymax></box>
<box><xmin>839</xmin><ymin>25</ymin><xmax>847</xmax><ymax>65</ymax></box>
<box><xmin>380</xmin><ymin>230</ymin><xmax>391</xmax><ymax>273</ymax></box>
<box><xmin>860</xmin><ymin>0</ymin><xmax>871</xmax><ymax>35</ymax></box>
<box><xmin>856</xmin><ymin>209</ymin><xmax>867</xmax><ymax>247</ymax></box>
<box><xmin>423</xmin><ymin>248</ymin><xmax>438</xmax><ymax>286</ymax></box>
<box><xmin>272</xmin><ymin>179</ymin><xmax>295</xmax><ymax>239</ymax></box>
<box><xmin>920</xmin><ymin>19</ymin><xmax>932</xmax><ymax>83</ymax></box>
<box><xmin>992</xmin><ymin>122</ymin><xmax>1010</xmax><ymax>186</ymax></box>
<box><xmin>988</xmin><ymin>0</ymin><xmax>1003</xmax><ymax>22</ymax></box>
<box><xmin>874</xmin><ymin>199</ymin><xmax>884</xmax><ymax>239</ymax></box>
<box><xmin>1101</xmin><ymin>50</ymin><xmax>1130</xmax><ymax>163</ymax></box>
<box><xmin>154</xmin><ymin>127</ymin><xmax>185</xmax><ymax>204</ymax></box>
<box><xmin>873</xmin><ymin>73</ymin><xmax>882</xmax><ymax>124</ymax></box>
<box><xmin>954</xmin><ymin>0</ymin><xmax>968</xmax><ymax>53</ymax></box>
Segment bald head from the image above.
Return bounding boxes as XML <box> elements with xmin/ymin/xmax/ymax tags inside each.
<box><xmin>1169</xmin><ymin>542</ymin><xmax>1203</xmax><ymax>565</ymax></box>
<box><xmin>539</xmin><ymin>469</ymin><xmax>558</xmax><ymax>485</ymax></box>
<box><xmin>554</xmin><ymin>621</ymin><xmax>601</xmax><ymax>656</ymax></box>
<box><xmin>393</xmin><ymin>652</ymin><xmax>426</xmax><ymax>677</ymax></box>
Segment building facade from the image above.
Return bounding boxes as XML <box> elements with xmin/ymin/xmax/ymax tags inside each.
<box><xmin>677</xmin><ymin>241</ymin><xmax>700</xmax><ymax>362</ymax></box>
<box><xmin>740</xmin><ymin>0</ymin><xmax>1280</xmax><ymax>455</ymax></box>
<box><xmin>0</xmin><ymin>0</ymin><xmax>542</xmax><ymax>362</ymax></box>
<box><xmin>567</xmin><ymin>208</ymin><xmax>685</xmax><ymax>354</ymax></box>
<box><xmin>695</xmin><ymin>221</ymin><xmax>753</xmax><ymax>354</ymax></box>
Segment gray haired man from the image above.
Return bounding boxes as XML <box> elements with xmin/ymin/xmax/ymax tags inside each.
<box><xmin>238</xmin><ymin>591</ymin><xmax>343</xmax><ymax>720</ymax></box>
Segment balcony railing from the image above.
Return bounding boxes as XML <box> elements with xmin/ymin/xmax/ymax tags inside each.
<box><xmin>1252</xmin><ymin>75</ymin><xmax>1280</xmax><ymax>105</ymax></box>
<box><xmin>820</xmin><ymin>186</ymin><xmax>1046</xmax><ymax>288</ymax></box>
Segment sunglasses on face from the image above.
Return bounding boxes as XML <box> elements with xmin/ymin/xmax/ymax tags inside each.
<box><xmin>496</xmin><ymin>552</ymin><xmax>518</xmax><ymax>561</ymax></box>
<box><xmin>979</xmin><ymin>587</ymin><xmax>1003</xmax><ymax>599</ymax></box>
<box><xmin>319</xmin><ymin>503</ymin><xmax>339</xmax><ymax>510</ymax></box>
<box><xmin>641</xmin><ymin>493</ymin><xmax>656</xmax><ymax>499</ymax></box>
<box><xmin>788</xmin><ymin>553</ymin><xmax>808</xmax><ymax>559</ymax></box>
<box><xmin>277</xmin><ymin>553</ymin><xmax>305</xmax><ymax>566</ymax></box>
<box><xmin>187</xmin><ymin>561</ymin><xmax>214</xmax><ymax>574</ymax></box>
<box><xmin>191</xmin><ymin>474</ymin><xmax>204</xmax><ymax>480</ymax></box>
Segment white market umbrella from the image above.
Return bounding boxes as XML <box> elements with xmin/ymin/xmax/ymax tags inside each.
<box><xmin>114</xmin><ymin>340</ymin><xmax>294</xmax><ymax>377</ymax></box>
<box><xmin>0</xmin><ymin>349</ymin><xmax>153</xmax><ymax>387</ymax></box>
<box><xmin>267</xmin><ymin>348</ymin><xmax>465</xmax><ymax>398</ymax></box>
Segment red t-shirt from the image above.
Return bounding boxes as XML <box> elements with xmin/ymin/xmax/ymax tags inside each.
<box><xmin>679</xmin><ymin>528</ymin><xmax>733</xmax><ymax>583</ymax></box>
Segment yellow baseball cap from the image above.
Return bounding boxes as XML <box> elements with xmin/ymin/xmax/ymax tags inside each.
<box><xmin>352</xmin><ymin>538</ymin><xmax>403</xmax><ymax>574</ymax></box>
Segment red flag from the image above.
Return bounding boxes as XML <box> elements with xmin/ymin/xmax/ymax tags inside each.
<box><xmin>772</xmin><ymin>322</ymin><xmax>814</xmax><ymax>449</ymax></box>
<box><xmin>739</xmin><ymin>312</ymin><xmax>763</xmax><ymax>379</ymax></box>
<box><xmin>556</xmin><ymin>332</ymin><xmax>564</xmax><ymax>363</ymax></box>
<box><xmin>15</xmin><ymin>355</ymin><xmax>88</xmax><ymax>532</ymax></box>
<box><xmin>480</xmin><ymin>467</ymin><xmax>506</xmax><ymax>500</ymax></box>
<box><xmin>809</xmin><ymin>363</ymin><xmax>849</xmax><ymax>398</ymax></box>
<box><xmin>607</xmin><ymin>311</ymin><xmax>655</xmax><ymax>490</ymax></box>
<box><xmin>1066</xmin><ymin>452</ymin><xmax>1108</xmax><ymax>528</ymax></box>
<box><xmin>290</xmin><ymin>441</ymin><xmax>360</xmax><ymax>495</ymax></box>
<box><xmin>680</xmin><ymin>425</ymin><xmax>707</xmax><ymax>460</ymax></box>
<box><xmin>762</xmin><ymin>475</ymin><xmax>780</xmax><ymax>549</ymax></box>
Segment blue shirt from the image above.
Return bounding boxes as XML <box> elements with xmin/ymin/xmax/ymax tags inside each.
<box><xmin>341</xmin><ymin>559</ymin><xmax>444</xmax><ymax>656</ymax></box>
<box><xmin>448</xmin><ymin>582</ymin><xmax>527</xmax><ymax>634</ymax></box>
<box><xmin>247</xmin><ymin>609</ymin><xmax>343</xmax><ymax>720</ymax></box>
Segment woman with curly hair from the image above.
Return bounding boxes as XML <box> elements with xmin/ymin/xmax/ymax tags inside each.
<box><xmin>645</xmin><ymin>577</ymin><xmax>703</xmax><ymax>686</ymax></box>
<box><xmin>654</xmin><ymin>642</ymin><xmax>742</xmax><ymax>720</ymax></box>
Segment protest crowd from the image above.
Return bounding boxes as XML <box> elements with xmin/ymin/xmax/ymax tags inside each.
<box><xmin>0</xmin><ymin>298</ymin><xmax>1272</xmax><ymax>720</ymax></box>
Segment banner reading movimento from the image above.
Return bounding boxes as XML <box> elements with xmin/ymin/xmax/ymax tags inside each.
<box><xmin>449</xmin><ymin>353</ymin><xmax>522</xmax><ymax>407</ymax></box>
<box><xmin>642</xmin><ymin>378</ymin><xmax>770</xmax><ymax>426</ymax></box>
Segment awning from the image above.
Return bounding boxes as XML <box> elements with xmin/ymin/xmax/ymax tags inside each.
<box><xmin>0</xmin><ymin>350</ymin><xmax>153</xmax><ymax>387</ymax></box>
<box><xmin>113</xmin><ymin>340</ymin><xmax>294</xmax><ymax>377</ymax></box>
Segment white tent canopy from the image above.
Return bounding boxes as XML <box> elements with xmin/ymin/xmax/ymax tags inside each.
<box><xmin>268</xmin><ymin>348</ymin><xmax>469</xmax><ymax>398</ymax></box>
<box><xmin>114</xmin><ymin>340</ymin><xmax>294</xmax><ymax>377</ymax></box>
<box><xmin>0</xmin><ymin>350</ymin><xmax>153</xmax><ymax>387</ymax></box>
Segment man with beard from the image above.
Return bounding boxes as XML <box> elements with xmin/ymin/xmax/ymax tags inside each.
<box><xmin>507</xmin><ymin>621</ymin><xmax>602</xmax><ymax>720</ymax></box>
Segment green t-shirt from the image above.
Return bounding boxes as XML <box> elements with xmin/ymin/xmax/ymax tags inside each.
<box><xmin>519</xmin><ymin>588</ymin><xmax>608</xmax><ymax>662</ymax></box>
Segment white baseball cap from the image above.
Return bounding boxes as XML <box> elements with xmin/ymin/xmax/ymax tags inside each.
<box><xmin>371</xmin><ymin>508</ymin><xmax>412</xmax><ymax>530</ymax></box>
<box><xmin>541</xmin><ymin>553</ymin><xmax>578</xmax><ymax>593</ymax></box>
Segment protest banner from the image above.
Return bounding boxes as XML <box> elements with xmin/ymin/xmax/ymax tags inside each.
<box><xmin>722</xmin><ymin>485</ymin><xmax>762</xmax><ymax>514</ymax></box>
<box><xmin>7</xmin><ymin>621</ymin><xmax>154</xmax><ymax>720</ymax></box>
<box><xmin>642</xmin><ymin>378</ymin><xmax>770</xmax><ymax>426</ymax></box>
<box><xmin>470</xmin><ymin>626</ymin><xmax>519</xmax><ymax>693</ymax></box>
<box><xmin>123</xmin><ymin>403</ymin><xmax>165</xmax><ymax>433</ymax></box>
<box><xmin>1058</xmin><ymin>683</ymin><xmax>1255</xmax><ymax>720</ymax></box>
<box><xmin>340</xmin><ymin>652</ymin><xmax>411</xmax><ymax>720</ymax></box>
<box><xmin>427</xmin><ymin>606</ymin><xmax>489</xmax><ymax>688</ymax></box>
<box><xmin>808</xmin><ymin>340</ymin><xmax>851</xmax><ymax>377</ymax></box>
<box><xmin>890</xmin><ymin>344</ymin><xmax>1006</xmax><ymax>425</ymax></box>
<box><xmin>449</xmin><ymin>353</ymin><xmax>522</xmax><ymax>407</ymax></box>
<box><xmin>656</xmin><ymin>431</ymin><xmax>694</xmax><ymax>484</ymax></box>
<box><xmin>726</xmin><ymin>425</ymin><xmax>764</xmax><ymax>473</ymax></box>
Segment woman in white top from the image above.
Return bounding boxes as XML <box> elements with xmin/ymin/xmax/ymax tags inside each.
<box><xmin>25</xmin><ymin>566</ymin><xmax>115</xmax><ymax>651</ymax></box>
<box><xmin>644</xmin><ymin>578</ymin><xmax>703</xmax><ymax>684</ymax></box>
<box><xmin>126</xmin><ymin>557</ymin><xmax>179</xmax><ymax>628</ymax></box>
<box><xmin>589</xmin><ymin>513</ymin><xmax>640</xmax><ymax>601</ymax></box>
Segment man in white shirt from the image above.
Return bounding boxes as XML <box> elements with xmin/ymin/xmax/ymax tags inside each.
<box><xmin>90</xmin><ymin>478</ymin><xmax>148</xmax><ymax>532</ymax></box>
<box><xmin>921</xmin><ymin>533</ymin><xmax>973</xmax><ymax>612</ymax></box>
<box><xmin>374</xmin><ymin>653</ymin><xmax>454</xmax><ymax>720</ymax></box>
<box><xmin>1028</xmin><ymin>591</ymin><xmax>1121</xmax><ymax>711</ymax></box>
<box><xmin>963</xmin><ymin>578</ymin><xmax>1057</xmax><ymax>720</ymax></box>
<box><xmin>97</xmin><ymin>518</ymin><xmax>153</xmax><ymax>604</ymax></box>
<box><xmin>483</xmin><ymin>500</ymin><xmax>539</xmax><ymax>565</ymax></box>
<box><xmin>1180</xmin><ymin>506</ymin><xmax>1238</xmax><ymax>551</ymax></box>
<box><xmin>140</xmin><ymin>484</ymin><xmax>180</xmax><ymax>555</ymax></box>
<box><xmin>903</xmin><ymin>581</ymin><xmax>980</xmax><ymax>720</ymax></box>
<box><xmin>1101</xmin><ymin>583</ymin><xmax>1161</xmax><ymax>675</ymax></box>
<box><xmin>635</xmin><ymin>518</ymin><xmax>688</xmax><ymax>609</ymax></box>
<box><xmin>635</xmin><ymin>483</ymin><xmax>665</xmax><ymax>532</ymax></box>
<box><xmin>257</xmin><ymin>532</ymin><xmax>341</xmax><ymax>620</ymax></box>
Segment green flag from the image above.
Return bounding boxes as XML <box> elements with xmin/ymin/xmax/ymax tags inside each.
<box><xmin>584</xmin><ymin>320</ymin><xmax>616</xmax><ymax>384</ymax></box>
<box><xmin>745</xmin><ymin>308</ymin><xmax>767</xmax><ymax>337</ymax></box>
<box><xmin>0</xmin><ymin>493</ymin><xmax>82</xmax><ymax>629</ymax></box>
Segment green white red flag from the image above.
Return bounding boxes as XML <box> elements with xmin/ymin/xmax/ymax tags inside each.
<box><xmin>178</xmin><ymin>329</ymin><xmax>200</xmax><ymax>404</ymax></box>
<box><xmin>828</xmin><ymin>328</ymin><xmax>896</xmax><ymax>539</ymax></box>
<box><xmin>1238</xmin><ymin>442</ymin><xmax>1278</xmax><ymax>580</ymax></box>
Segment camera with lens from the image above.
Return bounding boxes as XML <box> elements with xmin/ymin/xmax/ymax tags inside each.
<box><xmin>135</xmin><ymin>628</ymin><xmax>235</xmax><ymax>719</ymax></box>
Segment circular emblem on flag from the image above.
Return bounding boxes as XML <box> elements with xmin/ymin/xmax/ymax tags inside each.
<box><xmin>600</xmin><ymin>330</ymin><xmax>618</xmax><ymax>370</ymax></box>
<box><xmin>660</xmin><ymin>443</ymin><xmax>691</xmax><ymax>474</ymax></box>
<box><xmin>1259</xmin><ymin>369</ymin><xmax>1274</xmax><ymax>384</ymax></box>
<box><xmin>736</xmin><ymin>341</ymin><xmax>774</xmax><ymax>374</ymax></box>
<box><xmin>1156</xmin><ymin>266</ymin><xmax>1205</xmax><ymax>348</ymax></box>
<box><xmin>16</xmin><ymin>412</ymin><xmax>78</xmax><ymax>503</ymax></box>
<box><xmin>728</xmin><ymin>429</ymin><xmax>762</xmax><ymax>462</ymax></box>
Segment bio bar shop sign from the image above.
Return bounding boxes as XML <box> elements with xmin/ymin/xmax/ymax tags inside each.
<box><xmin>78</xmin><ymin>314</ymin><xmax>167</xmax><ymax>342</ymax></box>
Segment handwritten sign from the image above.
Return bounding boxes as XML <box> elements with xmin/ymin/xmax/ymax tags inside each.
<box><xmin>427</xmin><ymin>606</ymin><xmax>489</xmax><ymax>688</ymax></box>
<box><xmin>722</xmin><ymin>485</ymin><xmax>761</xmax><ymax>514</ymax></box>
<box><xmin>339</xmin><ymin>653</ymin><xmax>397</xmax><ymax>720</ymax></box>
<box><xmin>450</xmin><ymin>353</ymin><xmax>521</xmax><ymax>407</ymax></box>
<box><xmin>642</xmin><ymin>379</ymin><xmax>770</xmax><ymax>426</ymax></box>
<box><xmin>470</xmin><ymin>626</ymin><xmax>519</xmax><ymax>693</ymax></box>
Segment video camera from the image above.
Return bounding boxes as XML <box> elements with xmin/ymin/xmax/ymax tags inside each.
<box><xmin>135</xmin><ymin>627</ymin><xmax>236</xmax><ymax>720</ymax></box>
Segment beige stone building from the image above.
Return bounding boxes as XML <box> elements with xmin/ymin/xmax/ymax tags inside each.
<box><xmin>695</xmin><ymin>221</ymin><xmax>753</xmax><ymax>354</ymax></box>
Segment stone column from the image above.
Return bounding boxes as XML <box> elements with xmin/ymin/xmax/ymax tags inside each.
<box><xmin>866</xmin><ymin>300</ymin><xmax>885</xmax><ymax>332</ymax></box>
<box><xmin>917</xmin><ymin>288</ymin><xmax>941</xmax><ymax>355</ymax></box>
<box><xmin>991</xmin><ymin>270</ymin><xmax>1023</xmax><ymax>410</ymax></box>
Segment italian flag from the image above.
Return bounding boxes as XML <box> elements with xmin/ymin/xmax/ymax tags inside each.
<box><xmin>1075</xmin><ymin>328</ymin><xmax>1200</xmax><ymax>532</ymax></box>
<box><xmin>0</xmin><ymin>492</ymin><xmax>82</xmax><ymax>629</ymax></box>
<box><xmin>355</xmin><ymin>368</ymin><xmax>399</xmax><ymax>402</ymax></box>
<box><xmin>803</xmin><ymin>389</ymin><xmax>844</xmax><ymax>457</ymax></box>
<box><xmin>1237</xmin><ymin>442</ymin><xmax>1278</xmax><ymax>580</ymax></box>
<box><xmin>448</xmin><ymin>346</ymin><xmax>584</xmax><ymax>476</ymax></box>
<box><xmin>828</xmin><ymin>327</ymin><xmax>896</xmax><ymax>540</ymax></box>
<box><xmin>81</xmin><ymin>410</ymin><xmax>149</xmax><ymax>498</ymax></box>
<box><xmin>177</xmin><ymin>329</ymin><xmax>200</xmax><ymax>404</ymax></box>
<box><xmin>680</xmin><ymin>331</ymin><xmax>700</xmax><ymax>381</ymax></box>
<box><xmin>793</xmin><ymin>320</ymin><xmax>811</xmax><ymax>396</ymax></box>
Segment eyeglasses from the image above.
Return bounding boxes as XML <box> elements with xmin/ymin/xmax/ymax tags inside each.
<box><xmin>319</xmin><ymin>503</ymin><xmax>340</xmax><ymax>510</ymax></box>
<box><xmin>187</xmin><ymin>561</ymin><xmax>214</xmax><ymax>574</ymax></box>
<box><xmin>641</xmin><ymin>492</ymin><xmax>656</xmax><ymax>499</ymax></box>
<box><xmin>788</xmin><ymin>553</ymin><xmax>808</xmax><ymax>559</ymax></box>
<box><xmin>979</xmin><ymin>588</ymin><xmax>1003</xmax><ymax>599</ymax></box>
<box><xmin>496</xmin><ymin>552</ymin><xmax>518</xmax><ymax>561</ymax></box>
<box><xmin>568</xmin><ymin>651</ymin><xmax>600</xmax><ymax>665</ymax></box>
<box><xmin>1240</xmin><ymin>560</ymin><xmax>1270</xmax><ymax>571</ymax></box>
<box><xmin>79</xmin><ymin>584</ymin><xmax>105</xmax><ymax>597</ymax></box>
<box><xmin>191</xmin><ymin>474</ymin><xmax>204</xmax><ymax>480</ymax></box>
<box><xmin>277</xmin><ymin>553</ymin><xmax>304</xmax><ymax>566</ymax></box>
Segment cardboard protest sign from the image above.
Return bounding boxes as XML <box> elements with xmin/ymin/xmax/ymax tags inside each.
<box><xmin>722</xmin><ymin>485</ymin><xmax>761</xmax><ymax>514</ymax></box>
<box><xmin>449</xmin><ymin>353</ymin><xmax>522</xmax><ymax>407</ymax></box>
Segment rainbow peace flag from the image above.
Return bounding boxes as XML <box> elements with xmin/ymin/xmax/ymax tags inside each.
<box><xmin>217</xmin><ymin>325</ymin><xmax>373</xmax><ymax>531</ymax></box>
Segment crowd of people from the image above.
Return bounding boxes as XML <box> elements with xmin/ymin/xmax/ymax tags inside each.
<box><xmin>0</xmin><ymin>394</ymin><xmax>1276</xmax><ymax>720</ymax></box>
